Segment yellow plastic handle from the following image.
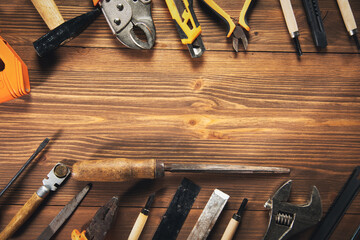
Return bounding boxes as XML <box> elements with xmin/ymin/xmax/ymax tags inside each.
<box><xmin>165</xmin><ymin>0</ymin><xmax>202</xmax><ymax>45</ymax></box>
<box><xmin>239</xmin><ymin>0</ymin><xmax>254</xmax><ymax>31</ymax></box>
<box><xmin>202</xmin><ymin>0</ymin><xmax>236</xmax><ymax>37</ymax></box>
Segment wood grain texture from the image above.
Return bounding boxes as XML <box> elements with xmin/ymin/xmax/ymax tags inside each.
<box><xmin>0</xmin><ymin>0</ymin><xmax>359</xmax><ymax>239</ymax></box>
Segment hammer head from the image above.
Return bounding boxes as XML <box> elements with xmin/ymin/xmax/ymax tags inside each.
<box><xmin>263</xmin><ymin>180</ymin><xmax>322</xmax><ymax>240</ymax></box>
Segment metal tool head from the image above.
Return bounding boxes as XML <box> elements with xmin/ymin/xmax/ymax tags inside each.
<box><xmin>187</xmin><ymin>35</ymin><xmax>206</xmax><ymax>58</ymax></box>
<box><xmin>86</xmin><ymin>196</ymin><xmax>120</xmax><ymax>240</ymax></box>
<box><xmin>262</xmin><ymin>180</ymin><xmax>322</xmax><ymax>240</ymax></box>
<box><xmin>232</xmin><ymin>25</ymin><xmax>248</xmax><ymax>52</ymax></box>
<box><xmin>100</xmin><ymin>0</ymin><xmax>156</xmax><ymax>50</ymax></box>
<box><xmin>43</xmin><ymin>163</ymin><xmax>70</xmax><ymax>192</ymax></box>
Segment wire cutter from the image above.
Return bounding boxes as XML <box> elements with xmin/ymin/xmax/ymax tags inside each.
<box><xmin>200</xmin><ymin>0</ymin><xmax>256</xmax><ymax>52</ymax></box>
<box><xmin>71</xmin><ymin>196</ymin><xmax>120</xmax><ymax>240</ymax></box>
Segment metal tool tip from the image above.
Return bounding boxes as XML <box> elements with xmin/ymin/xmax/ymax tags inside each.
<box><xmin>39</xmin><ymin>138</ymin><xmax>50</xmax><ymax>150</ymax></box>
<box><xmin>353</xmin><ymin>34</ymin><xmax>360</xmax><ymax>51</ymax></box>
<box><xmin>293</xmin><ymin>36</ymin><xmax>303</xmax><ymax>56</ymax></box>
<box><xmin>144</xmin><ymin>193</ymin><xmax>155</xmax><ymax>210</ymax></box>
<box><xmin>237</xmin><ymin>198</ymin><xmax>248</xmax><ymax>215</ymax></box>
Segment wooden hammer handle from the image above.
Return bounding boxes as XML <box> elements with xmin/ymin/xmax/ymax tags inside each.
<box><xmin>30</xmin><ymin>0</ymin><xmax>65</xmax><ymax>30</ymax></box>
<box><xmin>72</xmin><ymin>158</ymin><xmax>163</xmax><ymax>182</ymax></box>
<box><xmin>0</xmin><ymin>192</ymin><xmax>44</xmax><ymax>240</ymax></box>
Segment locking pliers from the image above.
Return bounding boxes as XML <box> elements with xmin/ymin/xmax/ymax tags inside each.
<box><xmin>93</xmin><ymin>0</ymin><xmax>156</xmax><ymax>49</ymax></box>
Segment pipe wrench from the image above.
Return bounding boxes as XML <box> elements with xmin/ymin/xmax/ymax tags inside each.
<box><xmin>93</xmin><ymin>0</ymin><xmax>156</xmax><ymax>49</ymax></box>
<box><xmin>0</xmin><ymin>163</ymin><xmax>70</xmax><ymax>240</ymax></box>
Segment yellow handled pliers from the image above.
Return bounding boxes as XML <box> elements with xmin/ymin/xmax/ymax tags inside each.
<box><xmin>200</xmin><ymin>0</ymin><xmax>256</xmax><ymax>52</ymax></box>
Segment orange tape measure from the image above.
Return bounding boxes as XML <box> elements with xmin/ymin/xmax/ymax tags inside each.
<box><xmin>0</xmin><ymin>36</ymin><xmax>30</xmax><ymax>104</ymax></box>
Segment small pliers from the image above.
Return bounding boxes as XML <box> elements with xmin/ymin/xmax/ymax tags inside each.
<box><xmin>200</xmin><ymin>0</ymin><xmax>256</xmax><ymax>52</ymax></box>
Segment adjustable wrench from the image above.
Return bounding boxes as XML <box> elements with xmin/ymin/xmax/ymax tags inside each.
<box><xmin>262</xmin><ymin>180</ymin><xmax>322</xmax><ymax>240</ymax></box>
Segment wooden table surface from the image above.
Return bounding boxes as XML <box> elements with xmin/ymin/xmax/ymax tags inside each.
<box><xmin>0</xmin><ymin>0</ymin><xmax>359</xmax><ymax>239</ymax></box>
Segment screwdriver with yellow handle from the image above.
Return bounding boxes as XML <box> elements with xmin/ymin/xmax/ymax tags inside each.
<box><xmin>71</xmin><ymin>158</ymin><xmax>290</xmax><ymax>182</ymax></box>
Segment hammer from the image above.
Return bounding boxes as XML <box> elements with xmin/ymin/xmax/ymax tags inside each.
<box><xmin>31</xmin><ymin>0</ymin><xmax>101</xmax><ymax>57</ymax></box>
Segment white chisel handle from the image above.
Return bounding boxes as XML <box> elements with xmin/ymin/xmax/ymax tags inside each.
<box><xmin>279</xmin><ymin>0</ymin><xmax>299</xmax><ymax>37</ymax></box>
<box><xmin>30</xmin><ymin>0</ymin><xmax>65</xmax><ymax>30</ymax></box>
<box><xmin>337</xmin><ymin>0</ymin><xmax>357</xmax><ymax>35</ymax></box>
<box><xmin>128</xmin><ymin>212</ymin><xmax>148</xmax><ymax>240</ymax></box>
<box><xmin>221</xmin><ymin>218</ymin><xmax>240</xmax><ymax>240</ymax></box>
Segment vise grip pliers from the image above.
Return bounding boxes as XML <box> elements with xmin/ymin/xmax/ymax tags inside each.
<box><xmin>93</xmin><ymin>0</ymin><xmax>156</xmax><ymax>49</ymax></box>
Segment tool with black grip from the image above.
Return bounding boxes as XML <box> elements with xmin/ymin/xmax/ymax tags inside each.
<box><xmin>311</xmin><ymin>166</ymin><xmax>360</xmax><ymax>240</ymax></box>
<box><xmin>0</xmin><ymin>163</ymin><xmax>70</xmax><ymax>240</ymax></box>
<box><xmin>279</xmin><ymin>0</ymin><xmax>302</xmax><ymax>56</ymax></box>
<box><xmin>72</xmin><ymin>158</ymin><xmax>290</xmax><ymax>182</ymax></box>
<box><xmin>302</xmin><ymin>0</ymin><xmax>327</xmax><ymax>48</ymax></box>
<box><xmin>33</xmin><ymin>8</ymin><xmax>101</xmax><ymax>57</ymax></box>
<box><xmin>165</xmin><ymin>0</ymin><xmax>205</xmax><ymax>57</ymax></box>
<box><xmin>152</xmin><ymin>178</ymin><xmax>201</xmax><ymax>240</ymax></box>
<box><xmin>221</xmin><ymin>198</ymin><xmax>248</xmax><ymax>240</ymax></box>
<box><xmin>336</xmin><ymin>0</ymin><xmax>360</xmax><ymax>51</ymax></box>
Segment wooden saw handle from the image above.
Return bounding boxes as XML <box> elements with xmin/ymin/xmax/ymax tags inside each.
<box><xmin>30</xmin><ymin>0</ymin><xmax>65</xmax><ymax>30</ymax></box>
<box><xmin>72</xmin><ymin>158</ymin><xmax>164</xmax><ymax>182</ymax></box>
<box><xmin>0</xmin><ymin>192</ymin><xmax>44</xmax><ymax>240</ymax></box>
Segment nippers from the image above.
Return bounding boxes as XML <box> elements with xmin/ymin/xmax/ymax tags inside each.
<box><xmin>200</xmin><ymin>0</ymin><xmax>257</xmax><ymax>52</ymax></box>
<box><xmin>93</xmin><ymin>0</ymin><xmax>156</xmax><ymax>50</ymax></box>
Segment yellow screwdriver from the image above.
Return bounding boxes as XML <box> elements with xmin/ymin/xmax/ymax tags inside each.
<box><xmin>71</xmin><ymin>158</ymin><xmax>290</xmax><ymax>182</ymax></box>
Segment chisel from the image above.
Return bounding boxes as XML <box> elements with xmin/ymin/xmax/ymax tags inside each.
<box><xmin>279</xmin><ymin>0</ymin><xmax>302</xmax><ymax>56</ymax></box>
<box><xmin>72</xmin><ymin>158</ymin><xmax>290</xmax><ymax>182</ymax></box>
<box><xmin>336</xmin><ymin>0</ymin><xmax>360</xmax><ymax>51</ymax></box>
<box><xmin>187</xmin><ymin>189</ymin><xmax>229</xmax><ymax>240</ymax></box>
<box><xmin>128</xmin><ymin>193</ymin><xmax>155</xmax><ymax>240</ymax></box>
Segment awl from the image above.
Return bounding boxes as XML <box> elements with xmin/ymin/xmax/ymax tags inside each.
<box><xmin>37</xmin><ymin>184</ymin><xmax>91</xmax><ymax>240</ymax></box>
<box><xmin>72</xmin><ymin>158</ymin><xmax>290</xmax><ymax>182</ymax></box>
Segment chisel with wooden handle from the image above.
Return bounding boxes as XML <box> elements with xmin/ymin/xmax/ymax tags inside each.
<box><xmin>0</xmin><ymin>163</ymin><xmax>70</xmax><ymax>240</ymax></box>
<box><xmin>221</xmin><ymin>198</ymin><xmax>247</xmax><ymax>240</ymax></box>
<box><xmin>336</xmin><ymin>0</ymin><xmax>360</xmax><ymax>50</ymax></box>
<box><xmin>279</xmin><ymin>0</ymin><xmax>302</xmax><ymax>56</ymax></box>
<box><xmin>30</xmin><ymin>0</ymin><xmax>65</xmax><ymax>30</ymax></box>
<box><xmin>72</xmin><ymin>158</ymin><xmax>290</xmax><ymax>182</ymax></box>
<box><xmin>128</xmin><ymin>193</ymin><xmax>155</xmax><ymax>240</ymax></box>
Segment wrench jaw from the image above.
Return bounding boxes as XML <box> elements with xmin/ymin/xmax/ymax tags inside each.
<box><xmin>100</xmin><ymin>0</ymin><xmax>156</xmax><ymax>50</ymax></box>
<box><xmin>262</xmin><ymin>181</ymin><xmax>322</xmax><ymax>240</ymax></box>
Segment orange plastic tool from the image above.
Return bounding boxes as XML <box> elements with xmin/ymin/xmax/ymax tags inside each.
<box><xmin>71</xmin><ymin>229</ymin><xmax>88</xmax><ymax>240</ymax></box>
<box><xmin>0</xmin><ymin>36</ymin><xmax>30</xmax><ymax>103</ymax></box>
